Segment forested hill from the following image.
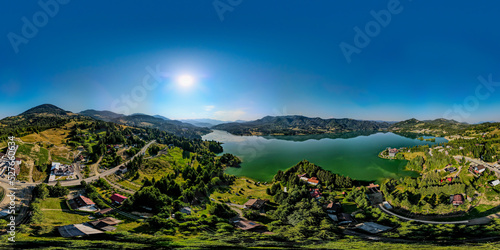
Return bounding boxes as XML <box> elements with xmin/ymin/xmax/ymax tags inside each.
<box><xmin>0</xmin><ymin>104</ymin><xmax>210</xmax><ymax>141</ymax></box>
<box><xmin>79</xmin><ymin>109</ymin><xmax>125</xmax><ymax>121</ymax></box>
<box><xmin>79</xmin><ymin>110</ymin><xmax>210</xmax><ymax>139</ymax></box>
<box><xmin>20</xmin><ymin>103</ymin><xmax>71</xmax><ymax>116</ymax></box>
<box><xmin>0</xmin><ymin>104</ymin><xmax>83</xmax><ymax>141</ymax></box>
<box><xmin>212</xmin><ymin>115</ymin><xmax>391</xmax><ymax>136</ymax></box>
<box><xmin>388</xmin><ymin>118</ymin><xmax>470</xmax><ymax>136</ymax></box>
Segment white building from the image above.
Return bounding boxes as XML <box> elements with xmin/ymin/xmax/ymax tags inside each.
<box><xmin>51</xmin><ymin>162</ymin><xmax>74</xmax><ymax>176</ymax></box>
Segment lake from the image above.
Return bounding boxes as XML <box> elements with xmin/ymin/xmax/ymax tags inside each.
<box><xmin>202</xmin><ymin>130</ymin><xmax>448</xmax><ymax>183</ymax></box>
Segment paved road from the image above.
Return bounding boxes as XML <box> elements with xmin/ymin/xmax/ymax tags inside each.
<box><xmin>0</xmin><ymin>140</ymin><xmax>155</xmax><ymax>188</ymax></box>
<box><xmin>378</xmin><ymin>204</ymin><xmax>471</xmax><ymax>224</ymax></box>
<box><xmin>461</xmin><ymin>156</ymin><xmax>500</xmax><ymax>176</ymax></box>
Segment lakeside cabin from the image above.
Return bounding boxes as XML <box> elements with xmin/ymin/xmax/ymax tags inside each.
<box><xmin>297</xmin><ymin>173</ymin><xmax>320</xmax><ymax>186</ymax></box>
<box><xmin>387</xmin><ymin>148</ymin><xmax>398</xmax><ymax>158</ymax></box>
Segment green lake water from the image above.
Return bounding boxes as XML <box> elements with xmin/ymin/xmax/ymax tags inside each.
<box><xmin>202</xmin><ymin>130</ymin><xmax>447</xmax><ymax>183</ymax></box>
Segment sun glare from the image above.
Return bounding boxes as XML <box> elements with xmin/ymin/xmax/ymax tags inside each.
<box><xmin>177</xmin><ymin>75</ymin><xmax>194</xmax><ymax>88</ymax></box>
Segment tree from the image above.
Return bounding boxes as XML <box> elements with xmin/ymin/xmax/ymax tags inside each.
<box><xmin>33</xmin><ymin>184</ymin><xmax>49</xmax><ymax>200</ymax></box>
<box><xmin>48</xmin><ymin>181</ymin><xmax>69</xmax><ymax>197</ymax></box>
<box><xmin>207</xmin><ymin>203</ymin><xmax>237</xmax><ymax>219</ymax></box>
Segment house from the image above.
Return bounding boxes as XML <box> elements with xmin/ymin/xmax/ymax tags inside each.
<box><xmin>13</xmin><ymin>165</ymin><xmax>20</xmax><ymax>176</ymax></box>
<box><xmin>307</xmin><ymin>177</ymin><xmax>320</xmax><ymax>186</ymax></box>
<box><xmin>298</xmin><ymin>173</ymin><xmax>309</xmax><ymax>181</ymax></box>
<box><xmin>382</xmin><ymin>201</ymin><xmax>393</xmax><ymax>209</ymax></box>
<box><xmin>472</xmin><ymin>165</ymin><xmax>486</xmax><ymax>174</ymax></box>
<box><xmin>233</xmin><ymin>220</ymin><xmax>264</xmax><ymax>231</ymax></box>
<box><xmin>355</xmin><ymin>222</ymin><xmax>392</xmax><ymax>234</ymax></box>
<box><xmin>338</xmin><ymin>213</ymin><xmax>354</xmax><ymax>225</ymax></box>
<box><xmin>72</xmin><ymin>195</ymin><xmax>96</xmax><ymax>211</ymax></box>
<box><xmin>325</xmin><ymin>201</ymin><xmax>342</xmax><ymax>214</ymax></box>
<box><xmin>180</xmin><ymin>207</ymin><xmax>192</xmax><ymax>215</ymax></box>
<box><xmin>110</xmin><ymin>194</ymin><xmax>127</xmax><ymax>204</ymax></box>
<box><xmin>450</xmin><ymin>194</ymin><xmax>464</xmax><ymax>206</ymax></box>
<box><xmin>244</xmin><ymin>199</ymin><xmax>266</xmax><ymax>209</ymax></box>
<box><xmin>444</xmin><ymin>167</ymin><xmax>457</xmax><ymax>173</ymax></box>
<box><xmin>51</xmin><ymin>162</ymin><xmax>74</xmax><ymax>176</ymax></box>
<box><xmin>58</xmin><ymin>217</ymin><xmax>121</xmax><ymax>237</ymax></box>
<box><xmin>310</xmin><ymin>188</ymin><xmax>322</xmax><ymax>199</ymax></box>
<box><xmin>490</xmin><ymin>180</ymin><xmax>500</xmax><ymax>187</ymax></box>
<box><xmin>96</xmin><ymin>208</ymin><xmax>114</xmax><ymax>216</ymax></box>
<box><xmin>388</xmin><ymin>148</ymin><xmax>398</xmax><ymax>157</ymax></box>
<box><xmin>298</xmin><ymin>174</ymin><xmax>320</xmax><ymax>186</ymax></box>
<box><xmin>118</xmin><ymin>165</ymin><xmax>128</xmax><ymax>174</ymax></box>
<box><xmin>87</xmin><ymin>217</ymin><xmax>122</xmax><ymax>231</ymax></box>
<box><xmin>58</xmin><ymin>224</ymin><xmax>104</xmax><ymax>237</ymax></box>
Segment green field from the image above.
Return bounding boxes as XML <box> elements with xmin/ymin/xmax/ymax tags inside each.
<box><xmin>52</xmin><ymin>155</ymin><xmax>71</xmax><ymax>164</ymax></box>
<box><xmin>39</xmin><ymin>198</ymin><xmax>69</xmax><ymax>210</ymax></box>
<box><xmin>35</xmin><ymin>147</ymin><xmax>50</xmax><ymax>165</ymax></box>
<box><xmin>209</xmin><ymin>177</ymin><xmax>273</xmax><ymax>205</ymax></box>
<box><xmin>16</xmin><ymin>143</ymin><xmax>34</xmax><ymax>156</ymax></box>
<box><xmin>128</xmin><ymin>147</ymin><xmax>187</xmax><ymax>185</ymax></box>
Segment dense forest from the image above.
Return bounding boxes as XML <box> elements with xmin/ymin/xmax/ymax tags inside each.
<box><xmin>213</xmin><ymin>115</ymin><xmax>391</xmax><ymax>135</ymax></box>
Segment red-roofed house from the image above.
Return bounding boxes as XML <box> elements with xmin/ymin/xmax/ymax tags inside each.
<box><xmin>450</xmin><ymin>194</ymin><xmax>464</xmax><ymax>206</ymax></box>
<box><xmin>388</xmin><ymin>148</ymin><xmax>398</xmax><ymax>157</ymax></box>
<box><xmin>72</xmin><ymin>195</ymin><xmax>96</xmax><ymax>211</ymax></box>
<box><xmin>310</xmin><ymin>188</ymin><xmax>322</xmax><ymax>199</ymax></box>
<box><xmin>110</xmin><ymin>194</ymin><xmax>127</xmax><ymax>204</ymax></box>
<box><xmin>307</xmin><ymin>177</ymin><xmax>319</xmax><ymax>186</ymax></box>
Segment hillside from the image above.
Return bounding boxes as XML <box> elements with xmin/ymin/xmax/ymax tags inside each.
<box><xmin>20</xmin><ymin>104</ymin><xmax>71</xmax><ymax>116</ymax></box>
<box><xmin>79</xmin><ymin>109</ymin><xmax>125</xmax><ymax>121</ymax></box>
<box><xmin>389</xmin><ymin>118</ymin><xmax>470</xmax><ymax>136</ymax></box>
<box><xmin>0</xmin><ymin>104</ymin><xmax>86</xmax><ymax>142</ymax></box>
<box><xmin>212</xmin><ymin>115</ymin><xmax>391</xmax><ymax>135</ymax></box>
<box><xmin>79</xmin><ymin>110</ymin><xmax>210</xmax><ymax>139</ymax></box>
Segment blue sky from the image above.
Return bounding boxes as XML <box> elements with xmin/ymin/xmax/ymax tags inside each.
<box><xmin>1</xmin><ymin>1</ymin><xmax>500</xmax><ymax>123</ymax></box>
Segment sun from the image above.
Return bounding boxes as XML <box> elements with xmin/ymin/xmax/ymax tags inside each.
<box><xmin>177</xmin><ymin>75</ymin><xmax>194</xmax><ymax>88</ymax></box>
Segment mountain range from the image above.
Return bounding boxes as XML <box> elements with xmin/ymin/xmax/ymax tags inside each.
<box><xmin>78</xmin><ymin>109</ymin><xmax>209</xmax><ymax>139</ymax></box>
<box><xmin>2</xmin><ymin>104</ymin><xmax>483</xmax><ymax>139</ymax></box>
<box><xmin>212</xmin><ymin>115</ymin><xmax>393</xmax><ymax>135</ymax></box>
